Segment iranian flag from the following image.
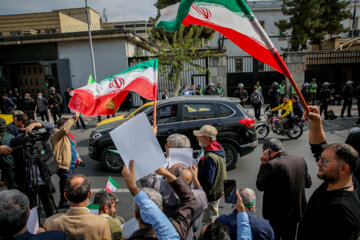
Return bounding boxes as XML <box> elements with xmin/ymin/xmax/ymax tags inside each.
<box><xmin>156</xmin><ymin>0</ymin><xmax>292</xmax><ymax>79</ymax></box>
<box><xmin>105</xmin><ymin>176</ymin><xmax>119</xmax><ymax>193</ymax></box>
<box><xmin>69</xmin><ymin>59</ymin><xmax>158</xmax><ymax>116</ymax></box>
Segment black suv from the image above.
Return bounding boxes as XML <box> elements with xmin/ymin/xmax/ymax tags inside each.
<box><xmin>88</xmin><ymin>96</ymin><xmax>258</xmax><ymax>171</ymax></box>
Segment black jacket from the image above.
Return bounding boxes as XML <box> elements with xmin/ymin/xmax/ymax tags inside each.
<box><xmin>234</xmin><ymin>89</ymin><xmax>248</xmax><ymax>102</ymax></box>
<box><xmin>342</xmin><ymin>86</ymin><xmax>354</xmax><ymax>101</ymax></box>
<box><xmin>256</xmin><ymin>152</ymin><xmax>312</xmax><ymax>225</ymax></box>
<box><xmin>320</xmin><ymin>88</ymin><xmax>332</xmax><ymax>103</ymax></box>
<box><xmin>267</xmin><ymin>88</ymin><xmax>280</xmax><ymax>108</ymax></box>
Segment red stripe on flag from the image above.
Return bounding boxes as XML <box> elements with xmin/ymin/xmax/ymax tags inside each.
<box><xmin>105</xmin><ymin>187</ymin><xmax>112</xmax><ymax>193</ymax></box>
<box><xmin>182</xmin><ymin>15</ymin><xmax>292</xmax><ymax>79</ymax></box>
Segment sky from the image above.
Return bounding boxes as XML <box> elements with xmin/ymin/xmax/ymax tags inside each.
<box><xmin>0</xmin><ymin>0</ymin><xmax>158</xmax><ymax>22</ymax></box>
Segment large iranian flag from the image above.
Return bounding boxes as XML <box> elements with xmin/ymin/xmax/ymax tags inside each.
<box><xmin>69</xmin><ymin>59</ymin><xmax>158</xmax><ymax>116</ymax></box>
<box><xmin>156</xmin><ymin>0</ymin><xmax>292</xmax><ymax>79</ymax></box>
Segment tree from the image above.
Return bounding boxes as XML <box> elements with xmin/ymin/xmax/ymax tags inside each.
<box><xmin>276</xmin><ymin>0</ymin><xmax>326</xmax><ymax>51</ymax></box>
<box><xmin>277</xmin><ymin>0</ymin><xmax>351</xmax><ymax>51</ymax></box>
<box><xmin>147</xmin><ymin>24</ymin><xmax>218</xmax><ymax>96</ymax></box>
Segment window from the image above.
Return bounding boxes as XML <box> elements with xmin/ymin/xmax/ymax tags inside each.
<box><xmin>183</xmin><ymin>103</ymin><xmax>216</xmax><ymax>120</ymax></box>
<box><xmin>135</xmin><ymin>24</ymin><xmax>146</xmax><ymax>27</ymax></box>
<box><xmin>136</xmin><ymin>30</ymin><xmax>146</xmax><ymax>33</ymax></box>
<box><xmin>114</xmin><ymin>25</ymin><xmax>124</xmax><ymax>29</ymax></box>
<box><xmin>45</xmin><ymin>29</ymin><xmax>56</xmax><ymax>34</ymax></box>
<box><xmin>125</xmin><ymin>24</ymin><xmax>135</xmax><ymax>28</ymax></box>
<box><xmin>235</xmin><ymin>58</ymin><xmax>243</xmax><ymax>72</ymax></box>
<box><xmin>258</xmin><ymin>61</ymin><xmax>264</xmax><ymax>72</ymax></box>
<box><xmin>279</xmin><ymin>20</ymin><xmax>286</xmax><ymax>37</ymax></box>
<box><xmin>10</xmin><ymin>31</ymin><xmax>21</xmax><ymax>36</ymax></box>
<box><xmin>217</xmin><ymin>104</ymin><xmax>234</xmax><ymax>117</ymax></box>
<box><xmin>259</xmin><ymin>21</ymin><xmax>265</xmax><ymax>30</ymax></box>
<box><xmin>154</xmin><ymin>104</ymin><xmax>178</xmax><ymax>124</ymax></box>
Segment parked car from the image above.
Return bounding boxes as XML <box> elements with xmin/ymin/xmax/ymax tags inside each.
<box><xmin>88</xmin><ymin>96</ymin><xmax>258</xmax><ymax>171</ymax></box>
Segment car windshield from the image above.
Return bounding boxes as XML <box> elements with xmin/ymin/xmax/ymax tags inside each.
<box><xmin>125</xmin><ymin>105</ymin><xmax>151</xmax><ymax>117</ymax></box>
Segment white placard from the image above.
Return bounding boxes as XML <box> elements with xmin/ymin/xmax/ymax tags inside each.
<box><xmin>26</xmin><ymin>207</ymin><xmax>39</xmax><ymax>234</ymax></box>
<box><xmin>168</xmin><ymin>148</ymin><xmax>194</xmax><ymax>167</ymax></box>
<box><xmin>122</xmin><ymin>217</ymin><xmax>140</xmax><ymax>239</ymax></box>
<box><xmin>109</xmin><ymin>112</ymin><xmax>166</xmax><ymax>180</ymax></box>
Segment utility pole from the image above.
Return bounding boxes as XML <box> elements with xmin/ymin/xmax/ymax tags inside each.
<box><xmin>353</xmin><ymin>0</ymin><xmax>358</xmax><ymax>37</ymax></box>
<box><xmin>85</xmin><ymin>0</ymin><xmax>101</xmax><ymax>122</ymax></box>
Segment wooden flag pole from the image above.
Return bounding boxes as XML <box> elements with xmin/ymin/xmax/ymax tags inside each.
<box><xmin>153</xmin><ymin>85</ymin><xmax>157</xmax><ymax>128</ymax></box>
<box><xmin>288</xmin><ymin>75</ymin><xmax>310</xmax><ymax>114</ymax></box>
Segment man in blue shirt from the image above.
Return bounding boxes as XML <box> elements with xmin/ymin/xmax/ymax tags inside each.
<box><xmin>216</xmin><ymin>188</ymin><xmax>274</xmax><ymax>240</ymax></box>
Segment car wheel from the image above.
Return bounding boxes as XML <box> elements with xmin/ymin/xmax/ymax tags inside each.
<box><xmin>101</xmin><ymin>145</ymin><xmax>124</xmax><ymax>172</ymax></box>
<box><xmin>221</xmin><ymin>142</ymin><xmax>238</xmax><ymax>171</ymax></box>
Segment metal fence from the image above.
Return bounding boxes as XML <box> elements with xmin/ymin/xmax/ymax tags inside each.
<box><xmin>128</xmin><ymin>56</ymin><xmax>208</xmax><ymax>107</ymax></box>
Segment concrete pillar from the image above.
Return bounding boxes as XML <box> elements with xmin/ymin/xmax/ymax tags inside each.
<box><xmin>284</xmin><ymin>52</ymin><xmax>305</xmax><ymax>92</ymax></box>
<box><xmin>208</xmin><ymin>55</ymin><xmax>228</xmax><ymax>96</ymax></box>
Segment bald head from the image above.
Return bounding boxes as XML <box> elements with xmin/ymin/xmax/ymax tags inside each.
<box><xmin>65</xmin><ymin>174</ymin><xmax>91</xmax><ymax>204</ymax></box>
<box><xmin>169</xmin><ymin>164</ymin><xmax>194</xmax><ymax>185</ymax></box>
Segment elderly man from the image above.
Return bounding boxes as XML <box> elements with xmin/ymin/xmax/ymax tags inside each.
<box><xmin>297</xmin><ymin>106</ymin><xmax>360</xmax><ymax>240</ymax></box>
<box><xmin>123</xmin><ymin>160</ymin><xmax>196</xmax><ymax>240</ymax></box>
<box><xmin>0</xmin><ymin>190</ymin><xmax>68</xmax><ymax>240</ymax></box>
<box><xmin>141</xmin><ymin>133</ymin><xmax>207</xmax><ymax>240</ymax></box>
<box><xmin>193</xmin><ymin>125</ymin><xmax>227</xmax><ymax>226</ymax></box>
<box><xmin>216</xmin><ymin>188</ymin><xmax>275</xmax><ymax>240</ymax></box>
<box><xmin>44</xmin><ymin>174</ymin><xmax>112</xmax><ymax>239</ymax></box>
<box><xmin>93</xmin><ymin>190</ymin><xmax>125</xmax><ymax>240</ymax></box>
<box><xmin>256</xmin><ymin>139</ymin><xmax>312</xmax><ymax>240</ymax></box>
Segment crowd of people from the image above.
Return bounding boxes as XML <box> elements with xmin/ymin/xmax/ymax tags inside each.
<box><xmin>0</xmin><ymin>101</ymin><xmax>359</xmax><ymax>239</ymax></box>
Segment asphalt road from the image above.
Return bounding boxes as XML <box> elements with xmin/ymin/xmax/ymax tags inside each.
<box><xmin>45</xmin><ymin>116</ymin><xmax>359</xmax><ymax>223</ymax></box>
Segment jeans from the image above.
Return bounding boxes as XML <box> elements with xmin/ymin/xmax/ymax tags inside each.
<box><xmin>202</xmin><ymin>198</ymin><xmax>220</xmax><ymax>226</ymax></box>
<box><xmin>39</xmin><ymin>110</ymin><xmax>49</xmax><ymax>122</ymax></box>
<box><xmin>253</xmin><ymin>103</ymin><xmax>261</xmax><ymax>119</ymax></box>
<box><xmin>76</xmin><ymin>116</ymin><xmax>87</xmax><ymax>129</ymax></box>
<box><xmin>56</xmin><ymin>168</ymin><xmax>73</xmax><ymax>205</ymax></box>
<box><xmin>21</xmin><ymin>185</ymin><xmax>55</xmax><ymax>217</ymax></box>
<box><xmin>276</xmin><ymin>118</ymin><xmax>289</xmax><ymax>132</ymax></box>
<box><xmin>341</xmin><ymin>100</ymin><xmax>352</xmax><ymax>117</ymax></box>
<box><xmin>320</xmin><ymin>102</ymin><xmax>328</xmax><ymax>119</ymax></box>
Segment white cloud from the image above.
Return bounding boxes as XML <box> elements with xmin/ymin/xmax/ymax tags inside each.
<box><xmin>0</xmin><ymin>0</ymin><xmax>157</xmax><ymax>21</ymax></box>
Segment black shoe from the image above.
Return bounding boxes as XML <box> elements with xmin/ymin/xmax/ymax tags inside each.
<box><xmin>58</xmin><ymin>202</ymin><xmax>70</xmax><ymax>209</ymax></box>
<box><xmin>324</xmin><ymin>117</ymin><xmax>329</xmax><ymax>120</ymax></box>
<box><xmin>347</xmin><ymin>115</ymin><xmax>352</xmax><ymax>118</ymax></box>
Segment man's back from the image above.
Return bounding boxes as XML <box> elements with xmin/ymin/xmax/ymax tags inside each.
<box><xmin>256</xmin><ymin>152</ymin><xmax>312</xmax><ymax>223</ymax></box>
<box><xmin>44</xmin><ymin>208</ymin><xmax>112</xmax><ymax>240</ymax></box>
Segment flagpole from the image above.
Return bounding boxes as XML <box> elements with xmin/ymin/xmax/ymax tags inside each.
<box><xmin>153</xmin><ymin>85</ymin><xmax>157</xmax><ymax>128</ymax></box>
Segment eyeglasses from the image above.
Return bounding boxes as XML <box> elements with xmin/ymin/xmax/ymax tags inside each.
<box><xmin>319</xmin><ymin>157</ymin><xmax>346</xmax><ymax>167</ymax></box>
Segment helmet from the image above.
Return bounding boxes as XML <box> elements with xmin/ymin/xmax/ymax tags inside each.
<box><xmin>238</xmin><ymin>83</ymin><xmax>244</xmax><ymax>88</ymax></box>
<box><xmin>208</xmin><ymin>82</ymin><xmax>214</xmax><ymax>87</ymax></box>
<box><xmin>346</xmin><ymin>81</ymin><xmax>354</xmax><ymax>85</ymax></box>
<box><xmin>0</xmin><ymin>117</ymin><xmax>6</xmax><ymax>133</ymax></box>
<box><xmin>50</xmin><ymin>87</ymin><xmax>56</xmax><ymax>91</ymax></box>
<box><xmin>303</xmin><ymin>82</ymin><xmax>310</xmax><ymax>87</ymax></box>
<box><xmin>323</xmin><ymin>82</ymin><xmax>330</xmax><ymax>87</ymax></box>
<box><xmin>272</xmin><ymin>82</ymin><xmax>279</xmax><ymax>87</ymax></box>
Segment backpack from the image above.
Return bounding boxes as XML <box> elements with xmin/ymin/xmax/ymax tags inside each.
<box><xmin>327</xmin><ymin>110</ymin><xmax>337</xmax><ymax>120</ymax></box>
<box><xmin>34</xmin><ymin>141</ymin><xmax>59</xmax><ymax>176</ymax></box>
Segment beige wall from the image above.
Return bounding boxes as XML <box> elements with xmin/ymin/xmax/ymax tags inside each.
<box><xmin>55</xmin><ymin>8</ymin><xmax>100</xmax><ymax>30</ymax></box>
<box><xmin>59</xmin><ymin>12</ymin><xmax>89</xmax><ymax>33</ymax></box>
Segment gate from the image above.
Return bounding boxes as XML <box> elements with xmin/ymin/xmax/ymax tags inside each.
<box><xmin>227</xmin><ymin>54</ymin><xmax>285</xmax><ymax>103</ymax></box>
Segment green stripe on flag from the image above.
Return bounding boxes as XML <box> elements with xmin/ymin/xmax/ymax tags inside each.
<box><xmin>87</xmin><ymin>204</ymin><xmax>100</xmax><ymax>210</ymax></box>
<box><xmin>108</xmin><ymin>176</ymin><xmax>119</xmax><ymax>189</ymax></box>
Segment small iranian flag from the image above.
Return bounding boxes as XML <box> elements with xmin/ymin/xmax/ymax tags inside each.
<box><xmin>69</xmin><ymin>59</ymin><xmax>158</xmax><ymax>116</ymax></box>
<box><xmin>87</xmin><ymin>204</ymin><xmax>100</xmax><ymax>215</ymax></box>
<box><xmin>106</xmin><ymin>176</ymin><xmax>119</xmax><ymax>193</ymax></box>
<box><xmin>156</xmin><ymin>0</ymin><xmax>292</xmax><ymax>79</ymax></box>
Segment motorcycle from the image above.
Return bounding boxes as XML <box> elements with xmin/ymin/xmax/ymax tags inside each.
<box><xmin>256</xmin><ymin>106</ymin><xmax>305</xmax><ymax>140</ymax></box>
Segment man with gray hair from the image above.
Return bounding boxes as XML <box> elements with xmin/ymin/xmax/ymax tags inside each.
<box><xmin>256</xmin><ymin>139</ymin><xmax>312</xmax><ymax>240</ymax></box>
<box><xmin>216</xmin><ymin>187</ymin><xmax>275</xmax><ymax>240</ymax></box>
<box><xmin>0</xmin><ymin>189</ymin><xmax>67</xmax><ymax>240</ymax></box>
<box><xmin>141</xmin><ymin>133</ymin><xmax>207</xmax><ymax>240</ymax></box>
<box><xmin>93</xmin><ymin>190</ymin><xmax>125</xmax><ymax>240</ymax></box>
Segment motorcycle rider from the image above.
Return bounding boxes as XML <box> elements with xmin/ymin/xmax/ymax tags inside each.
<box><xmin>270</xmin><ymin>96</ymin><xmax>293</xmax><ymax>133</ymax></box>
<box><xmin>234</xmin><ymin>83</ymin><xmax>248</xmax><ymax>107</ymax></box>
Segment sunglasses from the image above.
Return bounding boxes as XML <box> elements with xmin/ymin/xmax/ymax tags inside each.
<box><xmin>319</xmin><ymin>157</ymin><xmax>346</xmax><ymax>167</ymax></box>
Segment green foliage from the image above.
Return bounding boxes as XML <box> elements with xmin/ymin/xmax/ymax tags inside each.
<box><xmin>147</xmin><ymin>24</ymin><xmax>218</xmax><ymax>95</ymax></box>
<box><xmin>277</xmin><ymin>0</ymin><xmax>351</xmax><ymax>51</ymax></box>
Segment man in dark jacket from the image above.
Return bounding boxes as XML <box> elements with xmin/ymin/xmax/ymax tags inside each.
<box><xmin>203</xmin><ymin>82</ymin><xmax>217</xmax><ymax>95</ymax></box>
<box><xmin>291</xmin><ymin>95</ymin><xmax>304</xmax><ymax>119</ymax></box>
<box><xmin>319</xmin><ymin>82</ymin><xmax>332</xmax><ymax>120</ymax></box>
<box><xmin>299</xmin><ymin>106</ymin><xmax>360</xmax><ymax>240</ymax></box>
<box><xmin>23</xmin><ymin>93</ymin><xmax>36</xmax><ymax>120</ymax></box>
<box><xmin>268</xmin><ymin>82</ymin><xmax>280</xmax><ymax>110</ymax></box>
<box><xmin>193</xmin><ymin>125</ymin><xmax>227</xmax><ymax>226</ymax></box>
<box><xmin>234</xmin><ymin>83</ymin><xmax>248</xmax><ymax>107</ymax></box>
<box><xmin>49</xmin><ymin>87</ymin><xmax>62</xmax><ymax>124</ymax></box>
<box><xmin>2</xmin><ymin>94</ymin><xmax>16</xmax><ymax>114</ymax></box>
<box><xmin>37</xmin><ymin>93</ymin><xmax>49</xmax><ymax>122</ymax></box>
<box><xmin>355</xmin><ymin>85</ymin><xmax>360</xmax><ymax>125</ymax></box>
<box><xmin>256</xmin><ymin>138</ymin><xmax>312</xmax><ymax>240</ymax></box>
<box><xmin>341</xmin><ymin>80</ymin><xmax>354</xmax><ymax>118</ymax></box>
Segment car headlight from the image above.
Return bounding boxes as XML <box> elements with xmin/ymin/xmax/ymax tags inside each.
<box><xmin>92</xmin><ymin>132</ymin><xmax>103</xmax><ymax>139</ymax></box>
